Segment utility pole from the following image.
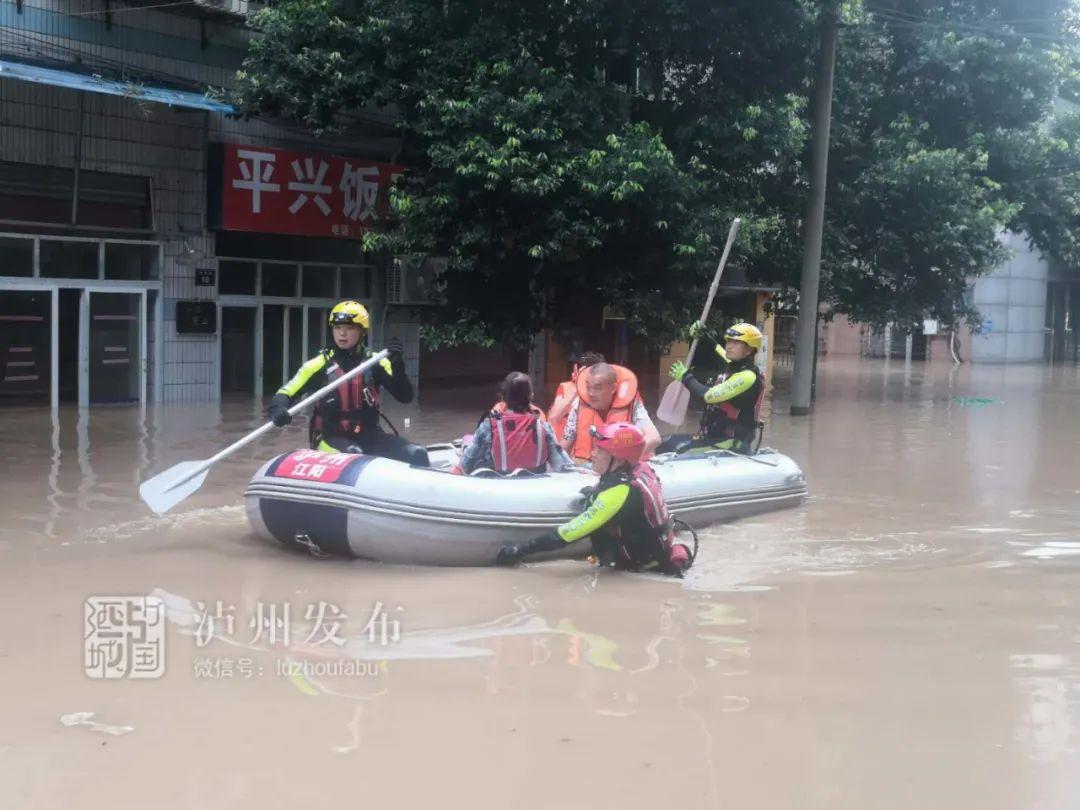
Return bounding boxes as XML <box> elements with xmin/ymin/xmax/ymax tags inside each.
<box><xmin>790</xmin><ymin>5</ymin><xmax>839</xmax><ymax>416</ymax></box>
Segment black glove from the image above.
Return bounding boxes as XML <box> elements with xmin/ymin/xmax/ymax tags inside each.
<box><xmin>572</xmin><ymin>485</ymin><xmax>596</xmax><ymax>511</ymax></box>
<box><xmin>496</xmin><ymin>531</ymin><xmax>562</xmax><ymax>566</ymax></box>
<box><xmin>268</xmin><ymin>401</ymin><xmax>292</xmax><ymax>427</ymax></box>
<box><xmin>495</xmin><ymin>543</ymin><xmax>525</xmax><ymax>566</ymax></box>
<box><xmin>385</xmin><ymin>337</ymin><xmax>405</xmax><ymax>360</ymax></box>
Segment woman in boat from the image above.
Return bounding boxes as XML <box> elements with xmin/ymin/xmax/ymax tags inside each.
<box><xmin>455</xmin><ymin>372</ymin><xmax>574</xmax><ymax>475</ymax></box>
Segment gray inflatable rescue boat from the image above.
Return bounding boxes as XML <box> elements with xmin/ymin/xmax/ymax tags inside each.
<box><xmin>243</xmin><ymin>444</ymin><xmax>807</xmax><ymax>566</ymax></box>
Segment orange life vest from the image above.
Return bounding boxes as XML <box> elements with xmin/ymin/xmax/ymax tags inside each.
<box><xmin>548</xmin><ymin>379</ymin><xmax>577</xmax><ymax>439</ymax></box>
<box><xmin>571</xmin><ymin>365</ymin><xmax>642</xmax><ymax>462</ymax></box>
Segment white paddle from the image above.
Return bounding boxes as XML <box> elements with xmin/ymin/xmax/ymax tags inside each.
<box><xmin>139</xmin><ymin>349</ymin><xmax>390</xmax><ymax>515</ymax></box>
<box><xmin>657</xmin><ymin>218</ymin><xmax>742</xmax><ymax>425</ymax></box>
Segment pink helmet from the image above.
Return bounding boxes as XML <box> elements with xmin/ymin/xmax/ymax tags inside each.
<box><xmin>589</xmin><ymin>422</ymin><xmax>646</xmax><ymax>464</ymax></box>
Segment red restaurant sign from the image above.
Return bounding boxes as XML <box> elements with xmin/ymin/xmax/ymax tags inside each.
<box><xmin>212</xmin><ymin>143</ymin><xmax>402</xmax><ymax>240</ymax></box>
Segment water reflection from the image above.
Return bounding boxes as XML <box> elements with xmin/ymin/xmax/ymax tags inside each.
<box><xmin>1010</xmin><ymin>653</ymin><xmax>1078</xmax><ymax>762</ymax></box>
<box><xmin>2</xmin><ymin>358</ymin><xmax>1079</xmax><ymax>807</ymax></box>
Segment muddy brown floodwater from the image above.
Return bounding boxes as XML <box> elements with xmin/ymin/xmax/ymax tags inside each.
<box><xmin>1</xmin><ymin>358</ymin><xmax>1078</xmax><ymax>809</ymax></box>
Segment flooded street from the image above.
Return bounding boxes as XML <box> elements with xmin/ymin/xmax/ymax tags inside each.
<box><xmin>1</xmin><ymin>358</ymin><xmax>1079</xmax><ymax>809</ymax></box>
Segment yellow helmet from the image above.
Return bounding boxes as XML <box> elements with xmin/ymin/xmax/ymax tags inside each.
<box><xmin>329</xmin><ymin>300</ymin><xmax>370</xmax><ymax>329</ymax></box>
<box><xmin>724</xmin><ymin>322</ymin><xmax>763</xmax><ymax>351</ymax></box>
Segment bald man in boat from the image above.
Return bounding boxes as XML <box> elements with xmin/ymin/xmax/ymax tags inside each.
<box><xmin>560</xmin><ymin>362</ymin><xmax>662</xmax><ymax>464</ymax></box>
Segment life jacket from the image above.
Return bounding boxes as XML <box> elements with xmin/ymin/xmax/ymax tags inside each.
<box><xmin>700</xmin><ymin>363</ymin><xmax>765</xmax><ymax>452</ymax></box>
<box><xmin>571</xmin><ymin>365</ymin><xmax>642</xmax><ymax>462</ymax></box>
<box><xmin>488</xmin><ymin>403</ymin><xmax>549</xmax><ymax>474</ymax></box>
<box><xmin>628</xmin><ymin>463</ymin><xmax>672</xmax><ymax>537</ymax></box>
<box><xmin>491</xmin><ymin>401</ymin><xmax>546</xmax><ymax>420</ymax></box>
<box><xmin>548</xmin><ymin>379</ymin><xmax>577</xmax><ymax>440</ymax></box>
<box><xmin>310</xmin><ymin>349</ymin><xmax>382</xmax><ymax>440</ymax></box>
<box><xmin>596</xmin><ymin>463</ymin><xmax>691</xmax><ymax>575</ymax></box>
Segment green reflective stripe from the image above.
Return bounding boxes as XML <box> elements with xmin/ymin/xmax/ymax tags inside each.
<box><xmin>685</xmin><ymin>438</ymin><xmax>736</xmax><ymax>453</ymax></box>
<box><xmin>316</xmin><ymin>440</ymin><xmax>338</xmax><ymax>453</ymax></box>
<box><xmin>703</xmin><ymin>369</ymin><xmax>757</xmax><ymax>405</ymax></box>
<box><xmin>556</xmin><ymin>484</ymin><xmax>630</xmax><ymax>543</ymax></box>
<box><xmin>279</xmin><ymin>352</ymin><xmax>329</xmax><ymax>398</ymax></box>
<box><xmin>361</xmin><ymin>348</ymin><xmax>392</xmax><ymax>376</ymax></box>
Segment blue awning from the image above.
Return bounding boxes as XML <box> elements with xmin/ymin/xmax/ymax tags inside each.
<box><xmin>0</xmin><ymin>60</ymin><xmax>234</xmax><ymax>114</ymax></box>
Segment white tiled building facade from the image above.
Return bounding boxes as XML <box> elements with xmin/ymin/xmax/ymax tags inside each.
<box><xmin>0</xmin><ymin>0</ymin><xmax>408</xmax><ymax>407</ymax></box>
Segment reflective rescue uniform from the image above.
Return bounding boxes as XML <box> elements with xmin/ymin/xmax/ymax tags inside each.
<box><xmin>508</xmin><ymin>463</ymin><xmax>690</xmax><ymax>575</ymax></box>
<box><xmin>270</xmin><ymin>346</ymin><xmax>429</xmax><ymax>466</ymax></box>
<box><xmin>680</xmin><ymin>355</ymin><xmax>764</xmax><ymax>454</ymax></box>
<box><xmin>658</xmin><ymin>357</ymin><xmax>764</xmax><ymax>456</ymax></box>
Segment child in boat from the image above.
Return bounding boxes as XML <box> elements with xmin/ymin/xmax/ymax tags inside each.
<box><xmin>495</xmin><ymin>422</ymin><xmax>692</xmax><ymax>575</ymax></box>
<box><xmin>455</xmin><ymin>372</ymin><xmax>574</xmax><ymax>475</ymax></box>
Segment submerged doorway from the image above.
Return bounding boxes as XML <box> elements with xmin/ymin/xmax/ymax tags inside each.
<box><xmin>221</xmin><ymin>306</ymin><xmax>257</xmax><ymax>395</ymax></box>
<box><xmin>0</xmin><ymin>284</ymin><xmax>147</xmax><ymax>408</ymax></box>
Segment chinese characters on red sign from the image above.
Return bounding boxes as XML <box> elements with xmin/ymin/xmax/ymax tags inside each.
<box><xmin>216</xmin><ymin>143</ymin><xmax>402</xmax><ymax>240</ymax></box>
<box><xmin>275</xmin><ymin>449</ymin><xmax>357</xmax><ymax>483</ymax></box>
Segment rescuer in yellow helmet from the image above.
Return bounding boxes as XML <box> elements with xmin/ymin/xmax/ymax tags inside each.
<box><xmin>267</xmin><ymin>300</ymin><xmax>429</xmax><ymax>466</ymax></box>
<box><xmin>661</xmin><ymin>321</ymin><xmax>766</xmax><ymax>455</ymax></box>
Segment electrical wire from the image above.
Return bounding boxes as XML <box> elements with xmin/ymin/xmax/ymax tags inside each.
<box><xmin>863</xmin><ymin>4</ymin><xmax>1079</xmax><ymax>46</ymax></box>
<box><xmin>64</xmin><ymin>1</ymin><xmax>205</xmax><ymax>17</ymax></box>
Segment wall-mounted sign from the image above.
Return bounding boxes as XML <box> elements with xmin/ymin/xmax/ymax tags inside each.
<box><xmin>208</xmin><ymin>143</ymin><xmax>403</xmax><ymax>240</ymax></box>
<box><xmin>195</xmin><ymin>268</ymin><xmax>216</xmax><ymax>287</ymax></box>
<box><xmin>176</xmin><ymin>300</ymin><xmax>217</xmax><ymax>335</ymax></box>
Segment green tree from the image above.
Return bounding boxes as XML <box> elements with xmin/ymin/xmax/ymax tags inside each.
<box><xmin>818</xmin><ymin>0</ymin><xmax>1077</xmax><ymax>328</ymax></box>
<box><xmin>235</xmin><ymin>0</ymin><xmax>1080</xmax><ymax>343</ymax></box>
<box><xmin>236</xmin><ymin>0</ymin><xmax>813</xmax><ymax>347</ymax></box>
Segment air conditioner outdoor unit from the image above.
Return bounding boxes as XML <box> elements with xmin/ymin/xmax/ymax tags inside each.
<box><xmin>386</xmin><ymin>257</ymin><xmax>446</xmax><ymax>305</ymax></box>
<box><xmin>194</xmin><ymin>0</ymin><xmax>257</xmax><ymax>16</ymax></box>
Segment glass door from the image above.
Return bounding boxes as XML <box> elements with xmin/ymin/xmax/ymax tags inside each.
<box><xmin>261</xmin><ymin>304</ymin><xmax>285</xmax><ymax>397</ymax></box>
<box><xmin>261</xmin><ymin>304</ymin><xmax>309</xmax><ymax>397</ymax></box>
<box><xmin>82</xmin><ymin>291</ymin><xmax>145</xmax><ymax>406</ymax></box>
<box><xmin>287</xmin><ymin>305</ymin><xmax>304</xmax><ymax>374</ymax></box>
<box><xmin>305</xmin><ymin>306</ymin><xmax>330</xmax><ymax>357</ymax></box>
<box><xmin>220</xmin><ymin>305</ymin><xmax>257</xmax><ymax>395</ymax></box>
<box><xmin>0</xmin><ymin>288</ymin><xmax>54</xmax><ymax>407</ymax></box>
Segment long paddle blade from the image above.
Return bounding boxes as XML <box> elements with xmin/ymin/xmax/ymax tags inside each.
<box><xmin>137</xmin><ymin>349</ymin><xmax>391</xmax><ymax>516</ymax></box>
<box><xmin>656</xmin><ymin>380</ymin><xmax>691</xmax><ymax>426</ymax></box>
<box><xmin>139</xmin><ymin>460</ymin><xmax>211</xmax><ymax>516</ymax></box>
<box><xmin>658</xmin><ymin>217</ymin><xmax>742</xmax><ymax>427</ymax></box>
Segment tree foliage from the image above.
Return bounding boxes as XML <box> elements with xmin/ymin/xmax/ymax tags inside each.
<box><xmin>235</xmin><ymin>0</ymin><xmax>1080</xmax><ymax>344</ymax></box>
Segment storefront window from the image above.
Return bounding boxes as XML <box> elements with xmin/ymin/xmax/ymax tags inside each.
<box><xmin>261</xmin><ymin>263</ymin><xmax>298</xmax><ymax>297</ymax></box>
<box><xmin>301</xmin><ymin>265</ymin><xmax>337</xmax><ymax>298</ymax></box>
<box><xmin>219</xmin><ymin>260</ymin><xmax>257</xmax><ymax>295</ymax></box>
<box><xmin>0</xmin><ymin>236</ymin><xmax>34</xmax><ymax>277</ymax></box>
<box><xmin>40</xmin><ymin>239</ymin><xmax>99</xmax><ymax>279</ymax></box>
<box><xmin>105</xmin><ymin>243</ymin><xmax>159</xmax><ymax>280</ymax></box>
